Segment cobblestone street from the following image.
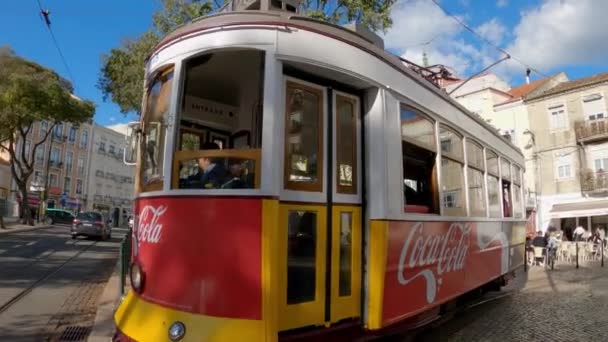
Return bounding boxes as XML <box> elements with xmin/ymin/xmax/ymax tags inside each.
<box><xmin>419</xmin><ymin>262</ymin><xmax>608</xmax><ymax>342</ymax></box>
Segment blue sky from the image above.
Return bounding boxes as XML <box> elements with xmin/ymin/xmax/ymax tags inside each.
<box><xmin>1</xmin><ymin>0</ymin><xmax>607</xmax><ymax>126</ymax></box>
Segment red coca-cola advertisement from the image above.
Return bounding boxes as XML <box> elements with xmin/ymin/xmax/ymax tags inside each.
<box><xmin>382</xmin><ymin>221</ymin><xmax>524</xmax><ymax>326</ymax></box>
<box><xmin>132</xmin><ymin>196</ymin><xmax>263</xmax><ymax>320</ymax></box>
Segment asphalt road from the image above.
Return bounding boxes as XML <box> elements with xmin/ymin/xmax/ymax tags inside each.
<box><xmin>0</xmin><ymin>225</ymin><xmax>125</xmax><ymax>341</ymax></box>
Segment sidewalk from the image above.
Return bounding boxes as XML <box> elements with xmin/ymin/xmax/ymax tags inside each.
<box><xmin>88</xmin><ymin>262</ymin><xmax>129</xmax><ymax>342</ymax></box>
<box><xmin>0</xmin><ymin>217</ymin><xmax>52</xmax><ymax>234</ymax></box>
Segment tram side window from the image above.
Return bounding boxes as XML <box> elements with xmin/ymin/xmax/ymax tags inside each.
<box><xmin>440</xmin><ymin>126</ymin><xmax>465</xmax><ymax>216</ymax></box>
<box><xmin>513</xmin><ymin>165</ymin><xmax>523</xmax><ymax>218</ymax></box>
<box><xmin>467</xmin><ymin>140</ymin><xmax>486</xmax><ymax>217</ymax></box>
<box><xmin>141</xmin><ymin>66</ymin><xmax>174</xmax><ymax>192</ymax></box>
<box><xmin>486</xmin><ymin>150</ymin><xmax>501</xmax><ymax>217</ymax></box>
<box><xmin>174</xmin><ymin>49</ymin><xmax>265</xmax><ymax>190</ymax></box>
<box><xmin>400</xmin><ymin>107</ymin><xmax>438</xmax><ymax>214</ymax></box>
<box><xmin>501</xmin><ymin>158</ymin><xmax>512</xmax><ymax>217</ymax></box>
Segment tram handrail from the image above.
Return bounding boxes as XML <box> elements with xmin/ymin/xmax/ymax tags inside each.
<box><xmin>172</xmin><ymin>148</ymin><xmax>262</xmax><ymax>189</ymax></box>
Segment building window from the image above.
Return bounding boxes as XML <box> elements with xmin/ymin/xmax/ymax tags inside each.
<box><xmin>555</xmin><ymin>154</ymin><xmax>573</xmax><ymax>180</ymax></box>
<box><xmin>401</xmin><ymin>106</ymin><xmax>438</xmax><ymax>214</ymax></box>
<box><xmin>582</xmin><ymin>93</ymin><xmax>606</xmax><ymax>121</ymax></box>
<box><xmin>64</xmin><ymin>177</ymin><xmax>71</xmax><ymax>193</ymax></box>
<box><xmin>548</xmin><ymin>104</ymin><xmax>567</xmax><ymax>130</ymax></box>
<box><xmin>23</xmin><ymin>141</ymin><xmax>31</xmax><ymax>162</ymax></box>
<box><xmin>66</xmin><ymin>152</ymin><xmax>73</xmax><ymax>173</ymax></box>
<box><xmin>54</xmin><ymin>123</ymin><xmax>64</xmax><ymax>138</ymax></box>
<box><xmin>51</xmin><ymin>147</ymin><xmax>61</xmax><ymax>164</ymax></box>
<box><xmin>78</xmin><ymin>157</ymin><xmax>85</xmax><ymax>175</ymax></box>
<box><xmin>109</xmin><ymin>145</ymin><xmax>115</xmax><ymax>154</ymax></box>
<box><xmin>68</xmin><ymin>126</ymin><xmax>77</xmax><ymax>143</ymax></box>
<box><xmin>99</xmin><ymin>142</ymin><xmax>106</xmax><ymax>153</ymax></box>
<box><xmin>40</xmin><ymin>121</ymin><xmax>49</xmax><ymax>137</ymax></box>
<box><xmin>80</xmin><ymin>130</ymin><xmax>89</xmax><ymax>149</ymax></box>
<box><xmin>439</xmin><ymin>126</ymin><xmax>465</xmax><ymax>216</ymax></box>
<box><xmin>76</xmin><ymin>179</ymin><xmax>83</xmax><ymax>195</ymax></box>
<box><xmin>35</xmin><ymin>146</ymin><xmax>45</xmax><ymax>165</ymax></box>
<box><xmin>595</xmin><ymin>158</ymin><xmax>608</xmax><ymax>172</ymax></box>
<box><xmin>50</xmin><ymin>173</ymin><xmax>58</xmax><ymax>187</ymax></box>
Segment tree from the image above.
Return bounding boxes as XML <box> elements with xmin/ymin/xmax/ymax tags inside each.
<box><xmin>98</xmin><ymin>0</ymin><xmax>395</xmax><ymax>115</ymax></box>
<box><xmin>0</xmin><ymin>48</ymin><xmax>95</xmax><ymax>226</ymax></box>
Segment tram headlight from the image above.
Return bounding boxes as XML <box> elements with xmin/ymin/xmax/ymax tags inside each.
<box><xmin>130</xmin><ymin>262</ymin><xmax>145</xmax><ymax>293</ymax></box>
<box><xmin>168</xmin><ymin>321</ymin><xmax>186</xmax><ymax>341</ymax></box>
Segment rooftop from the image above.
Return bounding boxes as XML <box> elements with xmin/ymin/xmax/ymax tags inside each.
<box><xmin>526</xmin><ymin>72</ymin><xmax>608</xmax><ymax>101</ymax></box>
<box><xmin>494</xmin><ymin>77</ymin><xmax>550</xmax><ymax>106</ymax></box>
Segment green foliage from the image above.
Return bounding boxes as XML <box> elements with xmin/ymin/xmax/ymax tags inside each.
<box><xmin>99</xmin><ymin>0</ymin><xmax>396</xmax><ymax>115</ymax></box>
<box><xmin>99</xmin><ymin>0</ymin><xmax>214</xmax><ymax>115</ymax></box>
<box><xmin>0</xmin><ymin>48</ymin><xmax>95</xmax><ymax>224</ymax></box>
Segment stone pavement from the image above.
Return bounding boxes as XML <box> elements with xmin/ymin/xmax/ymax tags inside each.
<box><xmin>419</xmin><ymin>261</ymin><xmax>608</xmax><ymax>342</ymax></box>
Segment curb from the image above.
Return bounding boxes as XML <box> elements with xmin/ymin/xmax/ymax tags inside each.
<box><xmin>0</xmin><ymin>224</ymin><xmax>52</xmax><ymax>235</ymax></box>
<box><xmin>88</xmin><ymin>262</ymin><xmax>121</xmax><ymax>342</ymax></box>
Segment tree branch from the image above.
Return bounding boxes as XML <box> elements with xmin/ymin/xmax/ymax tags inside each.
<box><xmin>19</xmin><ymin>124</ymin><xmax>33</xmax><ymax>170</ymax></box>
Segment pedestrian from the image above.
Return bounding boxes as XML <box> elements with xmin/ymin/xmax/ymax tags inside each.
<box><xmin>573</xmin><ymin>225</ymin><xmax>585</xmax><ymax>242</ymax></box>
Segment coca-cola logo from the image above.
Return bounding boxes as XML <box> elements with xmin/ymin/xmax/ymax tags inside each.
<box><xmin>397</xmin><ymin>222</ymin><xmax>471</xmax><ymax>304</ymax></box>
<box><xmin>136</xmin><ymin>205</ymin><xmax>167</xmax><ymax>244</ymax></box>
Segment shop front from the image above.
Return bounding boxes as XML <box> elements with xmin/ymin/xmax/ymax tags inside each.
<box><xmin>550</xmin><ymin>199</ymin><xmax>608</xmax><ymax>240</ymax></box>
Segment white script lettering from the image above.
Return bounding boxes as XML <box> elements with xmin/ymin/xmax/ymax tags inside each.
<box><xmin>397</xmin><ymin>222</ymin><xmax>471</xmax><ymax>304</ymax></box>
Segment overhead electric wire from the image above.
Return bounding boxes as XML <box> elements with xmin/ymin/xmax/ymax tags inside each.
<box><xmin>429</xmin><ymin>0</ymin><xmax>549</xmax><ymax>78</ymax></box>
<box><xmin>35</xmin><ymin>0</ymin><xmax>76</xmax><ymax>87</ymax></box>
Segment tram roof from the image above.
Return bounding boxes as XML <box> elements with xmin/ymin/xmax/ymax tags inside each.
<box><xmin>150</xmin><ymin>11</ymin><xmax>524</xmax><ymax>161</ymax></box>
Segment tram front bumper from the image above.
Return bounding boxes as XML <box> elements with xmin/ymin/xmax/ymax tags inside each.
<box><xmin>114</xmin><ymin>291</ymin><xmax>267</xmax><ymax>342</ymax></box>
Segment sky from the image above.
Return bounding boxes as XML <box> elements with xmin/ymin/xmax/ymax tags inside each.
<box><xmin>1</xmin><ymin>0</ymin><xmax>607</xmax><ymax>126</ymax></box>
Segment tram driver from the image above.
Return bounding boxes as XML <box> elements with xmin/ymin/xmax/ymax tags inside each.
<box><xmin>184</xmin><ymin>142</ymin><xmax>229</xmax><ymax>189</ymax></box>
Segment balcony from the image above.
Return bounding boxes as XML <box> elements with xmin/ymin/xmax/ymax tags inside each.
<box><xmin>50</xmin><ymin>160</ymin><xmax>63</xmax><ymax>168</ymax></box>
<box><xmin>575</xmin><ymin>119</ymin><xmax>608</xmax><ymax>143</ymax></box>
<box><xmin>581</xmin><ymin>169</ymin><xmax>608</xmax><ymax>195</ymax></box>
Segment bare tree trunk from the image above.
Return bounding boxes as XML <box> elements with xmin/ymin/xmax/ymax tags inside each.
<box><xmin>18</xmin><ymin>183</ymin><xmax>33</xmax><ymax>226</ymax></box>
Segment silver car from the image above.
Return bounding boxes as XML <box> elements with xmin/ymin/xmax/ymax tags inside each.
<box><xmin>71</xmin><ymin>212</ymin><xmax>112</xmax><ymax>240</ymax></box>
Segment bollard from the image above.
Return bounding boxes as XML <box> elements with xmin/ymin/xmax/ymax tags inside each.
<box><xmin>602</xmin><ymin>240</ymin><xmax>604</xmax><ymax>268</ymax></box>
<box><xmin>576</xmin><ymin>240</ymin><xmax>579</xmax><ymax>269</ymax></box>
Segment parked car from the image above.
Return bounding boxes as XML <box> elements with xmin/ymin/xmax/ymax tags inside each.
<box><xmin>71</xmin><ymin>211</ymin><xmax>111</xmax><ymax>240</ymax></box>
<box><xmin>44</xmin><ymin>208</ymin><xmax>76</xmax><ymax>225</ymax></box>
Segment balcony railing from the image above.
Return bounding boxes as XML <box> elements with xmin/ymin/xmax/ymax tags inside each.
<box><xmin>575</xmin><ymin>119</ymin><xmax>608</xmax><ymax>142</ymax></box>
<box><xmin>581</xmin><ymin>169</ymin><xmax>608</xmax><ymax>194</ymax></box>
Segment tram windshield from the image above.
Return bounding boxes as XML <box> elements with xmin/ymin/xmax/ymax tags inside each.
<box><xmin>174</xmin><ymin>49</ymin><xmax>265</xmax><ymax>190</ymax></box>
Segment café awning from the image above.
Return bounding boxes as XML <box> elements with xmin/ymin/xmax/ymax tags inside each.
<box><xmin>550</xmin><ymin>199</ymin><xmax>608</xmax><ymax>219</ymax></box>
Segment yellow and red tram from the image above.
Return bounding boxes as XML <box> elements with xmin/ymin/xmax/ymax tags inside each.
<box><xmin>113</xmin><ymin>6</ymin><xmax>526</xmax><ymax>342</ymax></box>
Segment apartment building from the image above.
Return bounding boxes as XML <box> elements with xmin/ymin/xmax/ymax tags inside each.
<box><xmin>86</xmin><ymin>124</ymin><xmax>135</xmax><ymax>227</ymax></box>
<box><xmin>525</xmin><ymin>73</ymin><xmax>608</xmax><ymax>236</ymax></box>
<box><xmin>11</xmin><ymin>121</ymin><xmax>93</xmax><ymax>214</ymax></box>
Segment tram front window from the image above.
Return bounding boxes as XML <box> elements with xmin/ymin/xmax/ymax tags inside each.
<box><xmin>141</xmin><ymin>67</ymin><xmax>174</xmax><ymax>191</ymax></box>
<box><xmin>173</xmin><ymin>49</ymin><xmax>265</xmax><ymax>189</ymax></box>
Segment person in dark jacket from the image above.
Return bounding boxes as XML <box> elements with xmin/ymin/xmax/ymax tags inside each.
<box><xmin>184</xmin><ymin>142</ymin><xmax>228</xmax><ymax>189</ymax></box>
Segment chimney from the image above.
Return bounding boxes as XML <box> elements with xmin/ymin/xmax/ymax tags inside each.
<box><xmin>525</xmin><ymin>68</ymin><xmax>531</xmax><ymax>84</ymax></box>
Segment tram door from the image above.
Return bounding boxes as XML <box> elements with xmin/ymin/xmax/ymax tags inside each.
<box><xmin>279</xmin><ymin>79</ymin><xmax>362</xmax><ymax>332</ymax></box>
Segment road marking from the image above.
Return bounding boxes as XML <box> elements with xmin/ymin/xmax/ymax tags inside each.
<box><xmin>26</xmin><ymin>241</ymin><xmax>36</xmax><ymax>246</ymax></box>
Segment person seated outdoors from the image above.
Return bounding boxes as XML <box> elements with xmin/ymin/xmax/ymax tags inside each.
<box><xmin>183</xmin><ymin>142</ymin><xmax>228</xmax><ymax>189</ymax></box>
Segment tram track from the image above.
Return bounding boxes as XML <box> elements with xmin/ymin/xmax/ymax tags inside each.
<box><xmin>0</xmin><ymin>238</ymin><xmax>100</xmax><ymax>316</ymax></box>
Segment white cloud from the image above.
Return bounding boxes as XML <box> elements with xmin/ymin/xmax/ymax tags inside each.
<box><xmin>384</xmin><ymin>0</ymin><xmax>499</xmax><ymax>78</ymax></box>
<box><xmin>476</xmin><ymin>18</ymin><xmax>506</xmax><ymax>45</ymax></box>
<box><xmin>508</xmin><ymin>0</ymin><xmax>608</xmax><ymax>71</ymax></box>
<box><xmin>497</xmin><ymin>0</ymin><xmax>508</xmax><ymax>8</ymax></box>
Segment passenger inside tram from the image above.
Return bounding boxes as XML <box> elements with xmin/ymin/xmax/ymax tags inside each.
<box><xmin>174</xmin><ymin>49</ymin><xmax>265</xmax><ymax>189</ymax></box>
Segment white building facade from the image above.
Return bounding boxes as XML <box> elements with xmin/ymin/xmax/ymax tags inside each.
<box><xmin>85</xmin><ymin>124</ymin><xmax>135</xmax><ymax>227</ymax></box>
